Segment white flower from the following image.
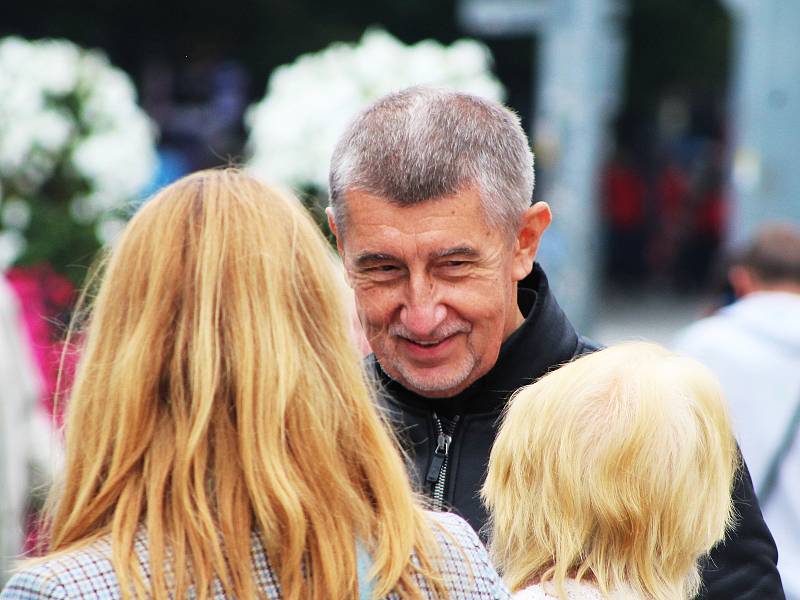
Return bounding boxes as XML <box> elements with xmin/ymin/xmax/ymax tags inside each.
<box><xmin>2</xmin><ymin>198</ymin><xmax>31</xmax><ymax>230</ymax></box>
<box><xmin>71</xmin><ymin>116</ymin><xmax>157</xmax><ymax>203</ymax></box>
<box><xmin>0</xmin><ymin>38</ymin><xmax>35</xmax><ymax>83</ymax></box>
<box><xmin>245</xmin><ymin>28</ymin><xmax>504</xmax><ymax>191</ymax></box>
<box><xmin>0</xmin><ymin>229</ymin><xmax>25</xmax><ymax>270</ymax></box>
<box><xmin>0</xmin><ymin>36</ymin><xmax>158</xmax><ymax>267</ymax></box>
<box><xmin>32</xmin><ymin>39</ymin><xmax>81</xmax><ymax>96</ymax></box>
<box><xmin>0</xmin><ymin>120</ymin><xmax>37</xmax><ymax>176</ymax></box>
<box><xmin>0</xmin><ymin>107</ymin><xmax>72</xmax><ymax>190</ymax></box>
<box><xmin>95</xmin><ymin>217</ymin><xmax>126</xmax><ymax>246</ymax></box>
<box><xmin>79</xmin><ymin>52</ymin><xmax>139</xmax><ymax>128</ymax></box>
<box><xmin>69</xmin><ymin>194</ymin><xmax>102</xmax><ymax>225</ymax></box>
<box><xmin>33</xmin><ymin>107</ymin><xmax>74</xmax><ymax>154</ymax></box>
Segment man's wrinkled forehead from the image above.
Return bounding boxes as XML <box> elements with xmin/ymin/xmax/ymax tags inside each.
<box><xmin>335</xmin><ymin>181</ymin><xmax>484</xmax><ymax>233</ymax></box>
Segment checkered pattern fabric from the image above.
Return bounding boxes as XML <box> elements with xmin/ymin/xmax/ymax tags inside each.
<box><xmin>1</xmin><ymin>511</ymin><xmax>509</xmax><ymax>598</ymax></box>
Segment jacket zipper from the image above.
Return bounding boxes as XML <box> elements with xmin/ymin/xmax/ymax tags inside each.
<box><xmin>425</xmin><ymin>413</ymin><xmax>460</xmax><ymax>511</ymax></box>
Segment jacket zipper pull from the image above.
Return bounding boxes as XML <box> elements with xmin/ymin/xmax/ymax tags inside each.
<box><xmin>425</xmin><ymin>432</ymin><xmax>451</xmax><ymax>484</ymax></box>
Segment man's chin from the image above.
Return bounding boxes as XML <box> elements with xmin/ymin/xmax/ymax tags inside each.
<box><xmin>390</xmin><ymin>363</ymin><xmax>475</xmax><ymax>398</ymax></box>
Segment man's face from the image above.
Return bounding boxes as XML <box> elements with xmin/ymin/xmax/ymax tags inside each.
<box><xmin>332</xmin><ymin>186</ymin><xmax>546</xmax><ymax>398</ymax></box>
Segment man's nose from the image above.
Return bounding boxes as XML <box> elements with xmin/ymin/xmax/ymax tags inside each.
<box><xmin>399</xmin><ymin>276</ymin><xmax>447</xmax><ymax>336</ymax></box>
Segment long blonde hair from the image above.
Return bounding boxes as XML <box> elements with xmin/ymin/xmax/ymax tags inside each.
<box><xmin>46</xmin><ymin>169</ymin><xmax>447</xmax><ymax>599</ymax></box>
<box><xmin>482</xmin><ymin>341</ymin><xmax>738</xmax><ymax>600</ymax></box>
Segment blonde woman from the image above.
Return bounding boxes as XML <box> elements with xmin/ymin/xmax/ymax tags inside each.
<box><xmin>482</xmin><ymin>342</ymin><xmax>738</xmax><ymax>600</ymax></box>
<box><xmin>1</xmin><ymin>170</ymin><xmax>508</xmax><ymax>599</ymax></box>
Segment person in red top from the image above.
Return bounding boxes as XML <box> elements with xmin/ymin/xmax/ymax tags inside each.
<box><xmin>602</xmin><ymin>150</ymin><xmax>648</xmax><ymax>285</ymax></box>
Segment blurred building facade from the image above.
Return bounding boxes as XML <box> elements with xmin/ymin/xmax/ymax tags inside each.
<box><xmin>463</xmin><ymin>0</ymin><xmax>800</xmax><ymax>330</ymax></box>
<box><xmin>461</xmin><ymin>0</ymin><xmax>625</xmax><ymax>330</ymax></box>
<box><xmin>724</xmin><ymin>0</ymin><xmax>800</xmax><ymax>242</ymax></box>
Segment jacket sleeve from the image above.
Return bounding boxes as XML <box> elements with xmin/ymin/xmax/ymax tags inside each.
<box><xmin>699</xmin><ymin>452</ymin><xmax>784</xmax><ymax>599</ymax></box>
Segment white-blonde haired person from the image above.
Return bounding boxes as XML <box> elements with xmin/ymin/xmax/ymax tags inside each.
<box><xmin>482</xmin><ymin>341</ymin><xmax>738</xmax><ymax>600</ymax></box>
<box><xmin>0</xmin><ymin>170</ymin><xmax>509</xmax><ymax>600</ymax></box>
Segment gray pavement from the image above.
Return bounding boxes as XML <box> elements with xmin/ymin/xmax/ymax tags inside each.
<box><xmin>589</xmin><ymin>290</ymin><xmax>710</xmax><ymax>347</ymax></box>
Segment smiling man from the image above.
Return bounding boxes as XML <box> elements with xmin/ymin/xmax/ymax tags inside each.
<box><xmin>327</xmin><ymin>87</ymin><xmax>783</xmax><ymax>599</ymax></box>
<box><xmin>341</xmin><ymin>185</ymin><xmax>544</xmax><ymax>398</ymax></box>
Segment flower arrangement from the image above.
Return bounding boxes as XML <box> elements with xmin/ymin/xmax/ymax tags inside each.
<box><xmin>0</xmin><ymin>36</ymin><xmax>158</xmax><ymax>279</ymax></box>
<box><xmin>245</xmin><ymin>28</ymin><xmax>505</xmax><ymax>195</ymax></box>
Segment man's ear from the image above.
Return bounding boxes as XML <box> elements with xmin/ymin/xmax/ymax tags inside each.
<box><xmin>511</xmin><ymin>201</ymin><xmax>552</xmax><ymax>282</ymax></box>
<box><xmin>728</xmin><ymin>265</ymin><xmax>759</xmax><ymax>298</ymax></box>
<box><xmin>326</xmin><ymin>207</ymin><xmax>344</xmax><ymax>256</ymax></box>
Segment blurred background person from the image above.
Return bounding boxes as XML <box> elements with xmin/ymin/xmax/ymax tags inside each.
<box><xmin>483</xmin><ymin>342</ymin><xmax>738</xmax><ymax>600</ymax></box>
<box><xmin>0</xmin><ymin>278</ymin><xmax>60</xmax><ymax>587</ymax></box>
<box><xmin>674</xmin><ymin>223</ymin><xmax>800</xmax><ymax>599</ymax></box>
<box><xmin>601</xmin><ymin>147</ymin><xmax>648</xmax><ymax>288</ymax></box>
<box><xmin>1</xmin><ymin>170</ymin><xmax>509</xmax><ymax>599</ymax></box>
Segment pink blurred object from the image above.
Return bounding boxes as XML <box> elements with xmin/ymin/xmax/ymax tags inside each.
<box><xmin>6</xmin><ymin>265</ymin><xmax>77</xmax><ymax>425</ymax></box>
<box><xmin>5</xmin><ymin>265</ymin><xmax>77</xmax><ymax>555</ymax></box>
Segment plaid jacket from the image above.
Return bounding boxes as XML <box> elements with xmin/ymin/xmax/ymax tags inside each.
<box><xmin>1</xmin><ymin>511</ymin><xmax>509</xmax><ymax>599</ymax></box>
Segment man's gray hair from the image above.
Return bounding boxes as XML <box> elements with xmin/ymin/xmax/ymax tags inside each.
<box><xmin>328</xmin><ymin>86</ymin><xmax>534</xmax><ymax>236</ymax></box>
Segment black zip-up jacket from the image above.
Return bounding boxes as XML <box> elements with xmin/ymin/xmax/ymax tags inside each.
<box><xmin>372</xmin><ymin>264</ymin><xmax>783</xmax><ymax>599</ymax></box>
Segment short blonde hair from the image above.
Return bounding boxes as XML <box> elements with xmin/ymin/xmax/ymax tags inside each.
<box><xmin>482</xmin><ymin>341</ymin><xmax>738</xmax><ymax>600</ymax></box>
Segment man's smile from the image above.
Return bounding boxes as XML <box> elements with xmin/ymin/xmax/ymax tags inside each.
<box><xmin>397</xmin><ymin>333</ymin><xmax>460</xmax><ymax>360</ymax></box>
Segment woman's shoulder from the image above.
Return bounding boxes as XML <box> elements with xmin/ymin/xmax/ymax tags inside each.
<box><xmin>419</xmin><ymin>510</ymin><xmax>510</xmax><ymax>599</ymax></box>
<box><xmin>1</xmin><ymin>535</ymin><xmax>140</xmax><ymax>599</ymax></box>
<box><xmin>425</xmin><ymin>510</ymin><xmax>482</xmax><ymax>544</ymax></box>
<box><xmin>424</xmin><ymin>509</ymin><xmax>491</xmax><ymax>565</ymax></box>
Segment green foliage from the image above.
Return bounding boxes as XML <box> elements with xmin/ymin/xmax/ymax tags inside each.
<box><xmin>16</xmin><ymin>199</ymin><xmax>100</xmax><ymax>284</ymax></box>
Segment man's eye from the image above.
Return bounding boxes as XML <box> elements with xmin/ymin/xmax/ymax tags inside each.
<box><xmin>443</xmin><ymin>261</ymin><xmax>469</xmax><ymax>268</ymax></box>
<box><xmin>361</xmin><ymin>265</ymin><xmax>402</xmax><ymax>278</ymax></box>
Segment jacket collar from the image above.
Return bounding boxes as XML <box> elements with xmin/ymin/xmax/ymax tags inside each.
<box><xmin>371</xmin><ymin>263</ymin><xmax>580</xmax><ymax>416</ymax></box>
